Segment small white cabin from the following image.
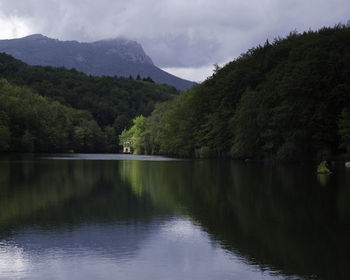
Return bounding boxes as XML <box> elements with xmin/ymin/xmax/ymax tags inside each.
<box><xmin>123</xmin><ymin>141</ymin><xmax>131</xmax><ymax>153</ymax></box>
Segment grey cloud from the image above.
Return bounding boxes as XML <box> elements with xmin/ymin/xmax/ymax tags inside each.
<box><xmin>140</xmin><ymin>33</ymin><xmax>220</xmax><ymax>68</ymax></box>
<box><xmin>0</xmin><ymin>0</ymin><xmax>349</xmax><ymax>68</ymax></box>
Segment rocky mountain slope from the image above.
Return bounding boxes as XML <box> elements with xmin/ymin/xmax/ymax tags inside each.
<box><xmin>0</xmin><ymin>34</ymin><xmax>195</xmax><ymax>90</ymax></box>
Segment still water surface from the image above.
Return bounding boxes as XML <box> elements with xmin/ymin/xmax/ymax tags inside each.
<box><xmin>0</xmin><ymin>154</ymin><xmax>349</xmax><ymax>279</ymax></box>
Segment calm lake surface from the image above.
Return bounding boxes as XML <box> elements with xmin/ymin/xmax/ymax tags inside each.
<box><xmin>0</xmin><ymin>154</ymin><xmax>349</xmax><ymax>280</ymax></box>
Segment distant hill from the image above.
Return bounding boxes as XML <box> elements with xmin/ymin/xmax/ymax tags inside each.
<box><xmin>0</xmin><ymin>34</ymin><xmax>195</xmax><ymax>90</ymax></box>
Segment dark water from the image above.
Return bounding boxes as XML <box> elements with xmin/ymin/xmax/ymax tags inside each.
<box><xmin>0</xmin><ymin>154</ymin><xmax>349</xmax><ymax>280</ymax></box>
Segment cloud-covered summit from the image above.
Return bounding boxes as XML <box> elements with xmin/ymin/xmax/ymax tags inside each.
<box><xmin>0</xmin><ymin>0</ymin><xmax>349</xmax><ymax>80</ymax></box>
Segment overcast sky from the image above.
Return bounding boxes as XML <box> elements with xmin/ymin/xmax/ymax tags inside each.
<box><xmin>0</xmin><ymin>0</ymin><xmax>349</xmax><ymax>81</ymax></box>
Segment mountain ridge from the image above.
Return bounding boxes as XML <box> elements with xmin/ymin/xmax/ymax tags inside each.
<box><xmin>0</xmin><ymin>34</ymin><xmax>195</xmax><ymax>90</ymax></box>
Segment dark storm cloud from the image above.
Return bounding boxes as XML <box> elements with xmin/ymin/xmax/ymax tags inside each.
<box><xmin>0</xmin><ymin>0</ymin><xmax>349</xmax><ymax>69</ymax></box>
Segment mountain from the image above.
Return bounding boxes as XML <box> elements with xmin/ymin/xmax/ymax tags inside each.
<box><xmin>0</xmin><ymin>34</ymin><xmax>195</xmax><ymax>90</ymax></box>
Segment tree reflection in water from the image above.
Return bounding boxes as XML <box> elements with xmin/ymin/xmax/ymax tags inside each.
<box><xmin>0</xmin><ymin>155</ymin><xmax>349</xmax><ymax>279</ymax></box>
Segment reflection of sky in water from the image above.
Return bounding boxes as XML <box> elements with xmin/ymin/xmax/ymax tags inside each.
<box><xmin>0</xmin><ymin>218</ymin><xmax>288</xmax><ymax>280</ymax></box>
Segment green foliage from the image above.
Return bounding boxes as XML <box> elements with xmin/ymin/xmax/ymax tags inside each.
<box><xmin>0</xmin><ymin>55</ymin><xmax>176</xmax><ymax>133</ymax></box>
<box><xmin>0</xmin><ymin>109</ymin><xmax>11</xmax><ymax>151</ymax></box>
<box><xmin>119</xmin><ymin>128</ymin><xmax>132</xmax><ymax>146</ymax></box>
<box><xmin>0</xmin><ymin>53</ymin><xmax>177</xmax><ymax>153</ymax></box>
<box><xmin>0</xmin><ymin>78</ymin><xmax>106</xmax><ymax>152</ymax></box>
<box><xmin>0</xmin><ymin>124</ymin><xmax>10</xmax><ymax>151</ymax></box>
<box><xmin>119</xmin><ymin>115</ymin><xmax>148</xmax><ymax>154</ymax></box>
<box><xmin>339</xmin><ymin>109</ymin><xmax>350</xmax><ymax>159</ymax></box>
<box><xmin>195</xmin><ymin>146</ymin><xmax>213</xmax><ymax>158</ymax></box>
<box><xmin>230</xmin><ymin>89</ymin><xmax>263</xmax><ymax>159</ymax></box>
<box><xmin>136</xmin><ymin>25</ymin><xmax>350</xmax><ymax>160</ymax></box>
<box><xmin>317</xmin><ymin>161</ymin><xmax>332</xmax><ymax>174</ymax></box>
<box><xmin>21</xmin><ymin>130</ymin><xmax>35</xmax><ymax>152</ymax></box>
<box><xmin>154</xmin><ymin>90</ymin><xmax>196</xmax><ymax>156</ymax></box>
<box><xmin>130</xmin><ymin>116</ymin><xmax>148</xmax><ymax>154</ymax></box>
<box><xmin>72</xmin><ymin>119</ymin><xmax>105</xmax><ymax>152</ymax></box>
<box><xmin>104</xmin><ymin>125</ymin><xmax>118</xmax><ymax>152</ymax></box>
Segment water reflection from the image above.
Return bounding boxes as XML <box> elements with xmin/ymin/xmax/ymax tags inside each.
<box><xmin>0</xmin><ymin>155</ymin><xmax>349</xmax><ymax>279</ymax></box>
<box><xmin>120</xmin><ymin>160</ymin><xmax>350</xmax><ymax>279</ymax></box>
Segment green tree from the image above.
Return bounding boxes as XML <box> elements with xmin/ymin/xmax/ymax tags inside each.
<box><xmin>104</xmin><ymin>125</ymin><xmax>117</xmax><ymax>152</ymax></box>
<box><xmin>0</xmin><ymin>124</ymin><xmax>11</xmax><ymax>151</ymax></box>
<box><xmin>0</xmin><ymin>110</ymin><xmax>11</xmax><ymax>151</ymax></box>
<box><xmin>21</xmin><ymin>130</ymin><xmax>35</xmax><ymax>152</ymax></box>
<box><xmin>119</xmin><ymin>115</ymin><xmax>151</xmax><ymax>154</ymax></box>
<box><xmin>130</xmin><ymin>116</ymin><xmax>148</xmax><ymax>154</ymax></box>
<box><xmin>72</xmin><ymin>119</ymin><xmax>104</xmax><ymax>152</ymax></box>
<box><xmin>230</xmin><ymin>89</ymin><xmax>263</xmax><ymax>158</ymax></box>
<box><xmin>339</xmin><ymin>109</ymin><xmax>350</xmax><ymax>159</ymax></box>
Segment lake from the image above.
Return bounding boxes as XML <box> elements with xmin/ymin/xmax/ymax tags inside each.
<box><xmin>0</xmin><ymin>154</ymin><xmax>349</xmax><ymax>279</ymax></box>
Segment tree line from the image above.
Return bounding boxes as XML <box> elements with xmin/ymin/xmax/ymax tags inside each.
<box><xmin>0</xmin><ymin>79</ymin><xmax>107</xmax><ymax>152</ymax></box>
<box><xmin>0</xmin><ymin>53</ymin><xmax>177</xmax><ymax>152</ymax></box>
<box><xmin>120</xmin><ymin>25</ymin><xmax>350</xmax><ymax>161</ymax></box>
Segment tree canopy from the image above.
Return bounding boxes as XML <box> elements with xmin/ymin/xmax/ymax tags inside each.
<box><xmin>121</xmin><ymin>25</ymin><xmax>350</xmax><ymax>161</ymax></box>
<box><xmin>0</xmin><ymin>53</ymin><xmax>177</xmax><ymax>152</ymax></box>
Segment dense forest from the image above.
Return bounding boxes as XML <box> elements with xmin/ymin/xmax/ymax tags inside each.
<box><xmin>121</xmin><ymin>25</ymin><xmax>350</xmax><ymax>161</ymax></box>
<box><xmin>1</xmin><ymin>25</ymin><xmax>350</xmax><ymax>159</ymax></box>
<box><xmin>0</xmin><ymin>53</ymin><xmax>177</xmax><ymax>152</ymax></box>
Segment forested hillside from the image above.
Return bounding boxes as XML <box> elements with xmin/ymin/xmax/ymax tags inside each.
<box><xmin>0</xmin><ymin>53</ymin><xmax>177</xmax><ymax>152</ymax></box>
<box><xmin>122</xmin><ymin>25</ymin><xmax>350</xmax><ymax>161</ymax></box>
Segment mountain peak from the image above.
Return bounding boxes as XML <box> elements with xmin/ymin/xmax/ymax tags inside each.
<box><xmin>24</xmin><ymin>34</ymin><xmax>47</xmax><ymax>40</ymax></box>
<box><xmin>0</xmin><ymin>34</ymin><xmax>195</xmax><ymax>90</ymax></box>
<box><xmin>92</xmin><ymin>37</ymin><xmax>154</xmax><ymax>65</ymax></box>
